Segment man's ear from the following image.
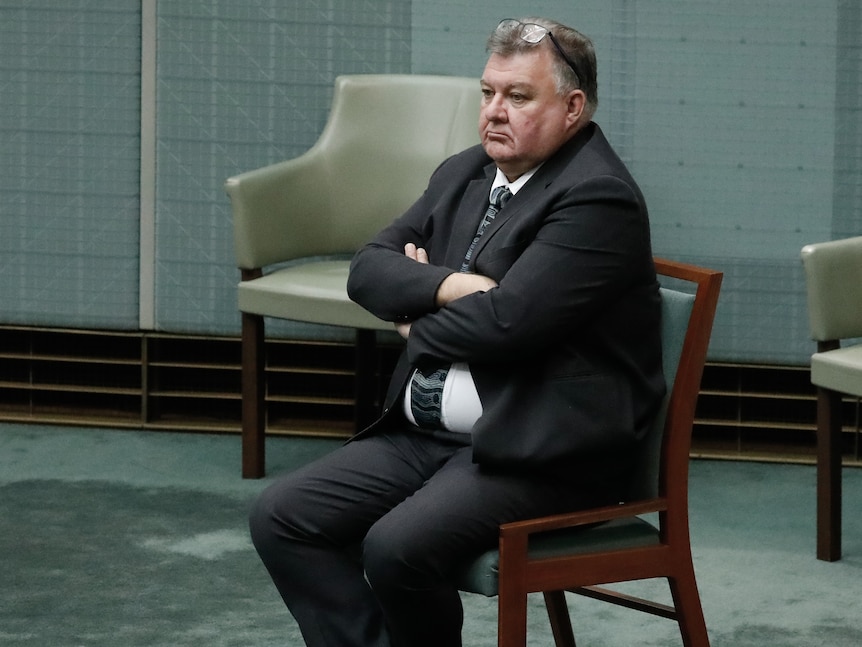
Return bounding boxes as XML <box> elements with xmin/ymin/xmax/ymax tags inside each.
<box><xmin>565</xmin><ymin>90</ymin><xmax>587</xmax><ymax>129</ymax></box>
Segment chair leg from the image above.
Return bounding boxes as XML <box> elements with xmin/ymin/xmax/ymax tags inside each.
<box><xmin>543</xmin><ymin>591</ymin><xmax>577</xmax><ymax>647</ymax></box>
<box><xmin>497</xmin><ymin>535</ymin><xmax>529</xmax><ymax>647</ymax></box>
<box><xmin>668</xmin><ymin>567</ymin><xmax>710</xmax><ymax>647</ymax></box>
<box><xmin>241</xmin><ymin>311</ymin><xmax>266</xmax><ymax>479</ymax></box>
<box><xmin>497</xmin><ymin>587</ymin><xmax>528</xmax><ymax>647</ymax></box>
<box><xmin>816</xmin><ymin>387</ymin><xmax>843</xmax><ymax>561</ymax></box>
<box><xmin>354</xmin><ymin>329</ymin><xmax>378</xmax><ymax>432</ymax></box>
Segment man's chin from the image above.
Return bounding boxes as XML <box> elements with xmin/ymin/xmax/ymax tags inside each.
<box><xmin>482</xmin><ymin>140</ymin><xmax>514</xmax><ymax>162</ymax></box>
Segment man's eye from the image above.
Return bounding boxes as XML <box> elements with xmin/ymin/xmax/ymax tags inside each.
<box><xmin>510</xmin><ymin>93</ymin><xmax>526</xmax><ymax>103</ymax></box>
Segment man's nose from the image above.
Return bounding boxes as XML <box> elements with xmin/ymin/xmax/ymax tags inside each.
<box><xmin>483</xmin><ymin>95</ymin><xmax>507</xmax><ymax>122</ymax></box>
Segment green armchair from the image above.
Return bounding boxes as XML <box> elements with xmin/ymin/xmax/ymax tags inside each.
<box><xmin>225</xmin><ymin>74</ymin><xmax>481</xmax><ymax>477</ymax></box>
<box><xmin>801</xmin><ymin>235</ymin><xmax>862</xmax><ymax>560</ymax></box>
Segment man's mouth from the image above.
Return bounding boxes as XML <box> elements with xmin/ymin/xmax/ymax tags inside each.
<box><xmin>484</xmin><ymin>130</ymin><xmax>509</xmax><ymax>142</ymax></box>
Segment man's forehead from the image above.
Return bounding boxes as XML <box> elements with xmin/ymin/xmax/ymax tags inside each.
<box><xmin>481</xmin><ymin>50</ymin><xmax>550</xmax><ymax>85</ymax></box>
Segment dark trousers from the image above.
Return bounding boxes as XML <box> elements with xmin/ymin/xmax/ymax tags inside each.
<box><xmin>248</xmin><ymin>428</ymin><xmax>600</xmax><ymax>647</ymax></box>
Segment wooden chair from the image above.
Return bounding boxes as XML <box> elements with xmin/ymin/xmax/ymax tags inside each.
<box><xmin>457</xmin><ymin>258</ymin><xmax>722</xmax><ymax>647</ymax></box>
<box><xmin>801</xmin><ymin>236</ymin><xmax>862</xmax><ymax>561</ymax></box>
<box><xmin>225</xmin><ymin>74</ymin><xmax>480</xmax><ymax>478</ymax></box>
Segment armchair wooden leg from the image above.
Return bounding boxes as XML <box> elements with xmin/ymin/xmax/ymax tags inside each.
<box><xmin>497</xmin><ymin>588</ymin><xmax>528</xmax><ymax>647</ymax></box>
<box><xmin>816</xmin><ymin>387</ymin><xmax>842</xmax><ymax>561</ymax></box>
<box><xmin>498</xmin><ymin>533</ymin><xmax>529</xmax><ymax>647</ymax></box>
<box><xmin>241</xmin><ymin>311</ymin><xmax>266</xmax><ymax>479</ymax></box>
<box><xmin>543</xmin><ymin>591</ymin><xmax>577</xmax><ymax>647</ymax></box>
<box><xmin>669</xmin><ymin>570</ymin><xmax>710</xmax><ymax>647</ymax></box>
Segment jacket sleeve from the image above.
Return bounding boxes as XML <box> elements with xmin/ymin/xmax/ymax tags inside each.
<box><xmin>347</xmin><ymin>148</ymin><xmax>487</xmax><ymax>322</ymax></box>
<box><xmin>404</xmin><ymin>172</ymin><xmax>653</xmax><ymax>366</ymax></box>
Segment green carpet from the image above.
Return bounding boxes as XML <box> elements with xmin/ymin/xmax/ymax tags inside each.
<box><xmin>1</xmin><ymin>423</ymin><xmax>860</xmax><ymax>646</ymax></box>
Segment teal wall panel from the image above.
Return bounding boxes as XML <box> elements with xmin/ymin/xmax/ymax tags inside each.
<box><xmin>153</xmin><ymin>1</ymin><xmax>412</xmax><ymax>337</ymax></box>
<box><xmin>833</xmin><ymin>0</ymin><xmax>862</xmax><ymax>241</ymax></box>
<box><xmin>625</xmin><ymin>0</ymin><xmax>841</xmax><ymax>363</ymax></box>
<box><xmin>0</xmin><ymin>1</ymin><xmax>141</xmax><ymax>329</ymax></box>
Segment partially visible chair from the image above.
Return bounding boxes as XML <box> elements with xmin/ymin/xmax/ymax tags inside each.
<box><xmin>457</xmin><ymin>258</ymin><xmax>722</xmax><ymax>647</ymax></box>
<box><xmin>801</xmin><ymin>236</ymin><xmax>862</xmax><ymax>561</ymax></box>
<box><xmin>225</xmin><ymin>74</ymin><xmax>481</xmax><ymax>478</ymax></box>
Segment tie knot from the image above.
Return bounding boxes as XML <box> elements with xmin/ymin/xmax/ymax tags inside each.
<box><xmin>491</xmin><ymin>185</ymin><xmax>512</xmax><ymax>209</ymax></box>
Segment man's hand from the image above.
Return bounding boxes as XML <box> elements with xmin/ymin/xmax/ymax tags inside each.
<box><xmin>434</xmin><ymin>273</ymin><xmax>498</xmax><ymax>307</ymax></box>
<box><xmin>397</xmin><ymin>242</ymin><xmax>497</xmax><ymax>337</ymax></box>
<box><xmin>404</xmin><ymin>243</ymin><xmax>498</xmax><ymax>306</ymax></box>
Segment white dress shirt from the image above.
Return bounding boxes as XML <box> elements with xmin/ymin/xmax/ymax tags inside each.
<box><xmin>403</xmin><ymin>166</ymin><xmax>538</xmax><ymax>433</ymax></box>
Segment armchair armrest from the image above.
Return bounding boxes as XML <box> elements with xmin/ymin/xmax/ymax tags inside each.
<box><xmin>801</xmin><ymin>236</ymin><xmax>862</xmax><ymax>341</ymax></box>
<box><xmin>494</xmin><ymin>499</ymin><xmax>668</xmax><ymax>595</ymax></box>
<box><xmin>499</xmin><ymin>498</ymin><xmax>666</xmax><ymax>541</ymax></box>
<box><xmin>226</xmin><ymin>148</ymin><xmax>336</xmax><ymax>270</ymax></box>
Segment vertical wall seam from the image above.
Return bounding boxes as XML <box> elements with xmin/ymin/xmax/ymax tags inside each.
<box><xmin>139</xmin><ymin>0</ymin><xmax>157</xmax><ymax>330</ymax></box>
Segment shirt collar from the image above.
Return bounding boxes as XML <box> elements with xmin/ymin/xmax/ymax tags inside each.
<box><xmin>491</xmin><ymin>165</ymin><xmax>540</xmax><ymax>197</ymax></box>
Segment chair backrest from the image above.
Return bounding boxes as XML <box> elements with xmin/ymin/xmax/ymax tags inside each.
<box><xmin>801</xmin><ymin>236</ymin><xmax>862</xmax><ymax>342</ymax></box>
<box><xmin>627</xmin><ymin>259</ymin><xmax>723</xmax><ymax>503</ymax></box>
<box><xmin>228</xmin><ymin>74</ymin><xmax>481</xmax><ymax>270</ymax></box>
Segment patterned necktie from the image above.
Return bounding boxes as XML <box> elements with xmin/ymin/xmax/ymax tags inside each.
<box><xmin>461</xmin><ymin>185</ymin><xmax>512</xmax><ymax>273</ymax></box>
<box><xmin>410</xmin><ymin>185</ymin><xmax>512</xmax><ymax>429</ymax></box>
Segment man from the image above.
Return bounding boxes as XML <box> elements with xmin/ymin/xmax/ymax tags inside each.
<box><xmin>249</xmin><ymin>17</ymin><xmax>664</xmax><ymax>647</ymax></box>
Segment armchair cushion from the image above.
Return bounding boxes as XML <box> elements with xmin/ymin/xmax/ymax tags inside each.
<box><xmin>237</xmin><ymin>260</ymin><xmax>393</xmax><ymax>331</ymax></box>
<box><xmin>811</xmin><ymin>343</ymin><xmax>862</xmax><ymax>397</ymax></box>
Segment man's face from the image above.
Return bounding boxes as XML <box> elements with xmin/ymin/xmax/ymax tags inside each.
<box><xmin>479</xmin><ymin>48</ymin><xmax>582</xmax><ymax>180</ymax></box>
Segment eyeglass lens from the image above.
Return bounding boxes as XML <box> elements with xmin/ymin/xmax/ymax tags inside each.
<box><xmin>519</xmin><ymin>23</ymin><xmax>547</xmax><ymax>43</ymax></box>
<box><xmin>498</xmin><ymin>20</ymin><xmax>581</xmax><ymax>85</ymax></box>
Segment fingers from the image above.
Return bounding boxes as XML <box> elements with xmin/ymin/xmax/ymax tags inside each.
<box><xmin>404</xmin><ymin>243</ymin><xmax>429</xmax><ymax>264</ymax></box>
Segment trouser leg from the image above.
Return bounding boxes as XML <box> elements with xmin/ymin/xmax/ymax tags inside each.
<box><xmin>250</xmin><ymin>429</ymin><xmax>601</xmax><ymax>647</ymax></box>
<box><xmin>361</xmin><ymin>445</ymin><xmax>600</xmax><ymax>647</ymax></box>
<box><xmin>248</xmin><ymin>431</ymin><xmax>463</xmax><ymax>647</ymax></box>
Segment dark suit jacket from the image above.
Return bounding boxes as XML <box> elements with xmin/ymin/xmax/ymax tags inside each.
<box><xmin>347</xmin><ymin>123</ymin><xmax>664</xmax><ymax>479</ymax></box>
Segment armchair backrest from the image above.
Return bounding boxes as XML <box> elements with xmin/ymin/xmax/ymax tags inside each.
<box><xmin>801</xmin><ymin>235</ymin><xmax>862</xmax><ymax>342</ymax></box>
<box><xmin>227</xmin><ymin>74</ymin><xmax>481</xmax><ymax>270</ymax></box>
<box><xmin>627</xmin><ymin>259</ymin><xmax>722</xmax><ymax>504</ymax></box>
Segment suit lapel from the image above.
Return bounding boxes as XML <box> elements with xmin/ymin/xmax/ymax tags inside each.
<box><xmin>445</xmin><ymin>173</ymin><xmax>494</xmax><ymax>268</ymax></box>
<box><xmin>469</xmin><ymin>128</ymin><xmax>594</xmax><ymax>261</ymax></box>
<box><xmin>470</xmin><ymin>169</ymin><xmax>548</xmax><ymax>262</ymax></box>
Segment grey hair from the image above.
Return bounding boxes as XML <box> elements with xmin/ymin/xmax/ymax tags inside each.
<box><xmin>487</xmin><ymin>17</ymin><xmax>598</xmax><ymax>119</ymax></box>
